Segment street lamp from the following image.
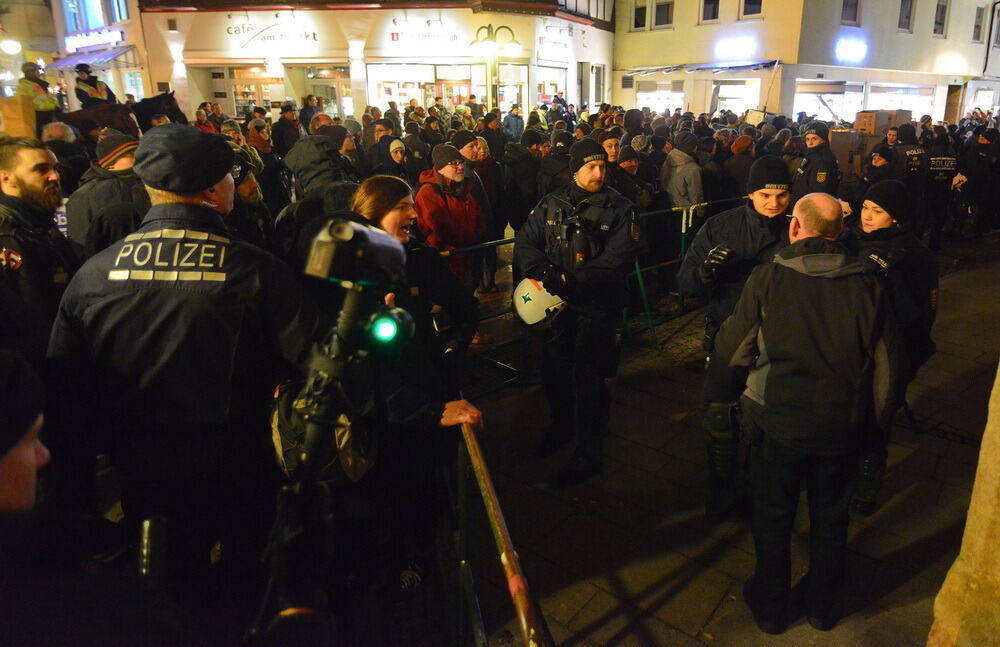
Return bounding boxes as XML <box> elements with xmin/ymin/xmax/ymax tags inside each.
<box><xmin>470</xmin><ymin>24</ymin><xmax>522</xmax><ymax>109</ymax></box>
<box><xmin>0</xmin><ymin>25</ymin><xmax>21</xmax><ymax>56</ymax></box>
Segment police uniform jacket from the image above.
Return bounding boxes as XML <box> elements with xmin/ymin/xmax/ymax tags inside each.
<box><xmin>0</xmin><ymin>194</ymin><xmax>79</xmax><ymax>362</ymax></box>
<box><xmin>514</xmin><ymin>183</ymin><xmax>638</xmax><ymax>311</ymax></box>
<box><xmin>677</xmin><ymin>202</ymin><xmax>789</xmax><ymax>344</ymax></box>
<box><xmin>792</xmin><ymin>143</ymin><xmax>839</xmax><ymax>201</ymax></box>
<box><xmin>714</xmin><ymin>237</ymin><xmax>899</xmax><ymax>455</ymax></box>
<box><xmin>75</xmin><ymin>76</ymin><xmax>117</xmax><ymax>110</ymax></box>
<box><xmin>48</xmin><ymin>203</ymin><xmax>322</xmax><ymax>485</ymax></box>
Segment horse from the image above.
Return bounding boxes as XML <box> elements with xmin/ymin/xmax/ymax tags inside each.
<box><xmin>131</xmin><ymin>91</ymin><xmax>189</xmax><ymax>132</ymax></box>
<box><xmin>61</xmin><ymin>103</ymin><xmax>140</xmax><ymax>138</ymax></box>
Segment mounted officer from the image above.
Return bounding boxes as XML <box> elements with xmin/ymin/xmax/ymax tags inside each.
<box><xmin>74</xmin><ymin>63</ymin><xmax>118</xmax><ymax>110</ymax></box>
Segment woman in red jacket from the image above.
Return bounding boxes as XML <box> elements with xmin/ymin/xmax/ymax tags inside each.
<box><xmin>413</xmin><ymin>144</ymin><xmax>488</xmax><ymax>293</ymax></box>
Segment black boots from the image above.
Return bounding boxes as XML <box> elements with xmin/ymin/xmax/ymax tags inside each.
<box><xmin>705</xmin><ymin>402</ymin><xmax>741</xmax><ymax>524</ymax></box>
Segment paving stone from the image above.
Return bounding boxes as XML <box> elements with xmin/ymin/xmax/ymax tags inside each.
<box><xmin>566</xmin><ymin>589</ymin><xmax>706</xmax><ymax>647</ymax></box>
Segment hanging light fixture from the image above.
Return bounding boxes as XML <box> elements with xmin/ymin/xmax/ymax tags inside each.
<box><xmin>0</xmin><ymin>25</ymin><xmax>21</xmax><ymax>56</ymax></box>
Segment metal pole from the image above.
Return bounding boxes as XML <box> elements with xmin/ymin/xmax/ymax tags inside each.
<box><xmin>632</xmin><ymin>258</ymin><xmax>659</xmax><ymax>348</ymax></box>
<box><xmin>460</xmin><ymin>423</ymin><xmax>555</xmax><ymax>647</ymax></box>
<box><xmin>456</xmin><ymin>442</ymin><xmax>488</xmax><ymax>647</ymax></box>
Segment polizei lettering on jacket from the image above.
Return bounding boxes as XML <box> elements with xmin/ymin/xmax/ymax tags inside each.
<box><xmin>108</xmin><ymin>228</ymin><xmax>229</xmax><ymax>281</ymax></box>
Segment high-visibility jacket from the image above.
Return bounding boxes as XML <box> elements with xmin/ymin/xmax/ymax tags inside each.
<box><xmin>17</xmin><ymin>77</ymin><xmax>59</xmax><ymax>112</ymax></box>
<box><xmin>75</xmin><ymin>77</ymin><xmax>117</xmax><ymax>109</ymax></box>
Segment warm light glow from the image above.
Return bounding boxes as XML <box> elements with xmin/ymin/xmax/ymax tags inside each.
<box><xmin>503</xmin><ymin>41</ymin><xmax>523</xmax><ymax>57</ymax></box>
<box><xmin>348</xmin><ymin>40</ymin><xmax>364</xmax><ymax>60</ymax></box>
<box><xmin>714</xmin><ymin>36</ymin><xmax>758</xmax><ymax>61</ymax></box>
<box><xmin>0</xmin><ymin>38</ymin><xmax>21</xmax><ymax>55</ymax></box>
<box><xmin>835</xmin><ymin>37</ymin><xmax>868</xmax><ymax>64</ymax></box>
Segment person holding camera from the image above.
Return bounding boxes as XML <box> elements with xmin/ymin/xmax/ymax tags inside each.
<box><xmin>48</xmin><ymin>124</ymin><xmax>323</xmax><ymax>639</ymax></box>
<box><xmin>514</xmin><ymin>138</ymin><xmax>638</xmax><ymax>488</ymax></box>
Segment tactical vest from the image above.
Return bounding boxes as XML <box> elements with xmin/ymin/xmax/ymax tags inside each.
<box><xmin>80</xmin><ymin>80</ymin><xmax>110</xmax><ymax>100</ymax></box>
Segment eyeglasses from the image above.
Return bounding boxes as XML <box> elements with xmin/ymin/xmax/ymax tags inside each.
<box><xmin>446</xmin><ymin>160</ymin><xmax>463</xmax><ymax>168</ymax></box>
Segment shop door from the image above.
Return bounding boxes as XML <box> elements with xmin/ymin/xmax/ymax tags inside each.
<box><xmin>311</xmin><ymin>80</ymin><xmax>353</xmax><ymax>119</ymax></box>
<box><xmin>437</xmin><ymin>81</ymin><xmax>471</xmax><ymax>107</ymax></box>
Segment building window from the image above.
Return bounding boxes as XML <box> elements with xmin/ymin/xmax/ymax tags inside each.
<box><xmin>898</xmin><ymin>0</ymin><xmax>914</xmax><ymax>32</ymax></box>
<box><xmin>63</xmin><ymin>0</ymin><xmax>83</xmax><ymax>32</ymax></box>
<box><xmin>933</xmin><ymin>0</ymin><xmax>949</xmax><ymax>36</ymax></box>
<box><xmin>632</xmin><ymin>1</ymin><xmax>647</xmax><ymax>30</ymax></box>
<box><xmin>973</xmin><ymin>6</ymin><xmax>986</xmax><ymax>42</ymax></box>
<box><xmin>109</xmin><ymin>0</ymin><xmax>128</xmax><ymax>23</ymax></box>
<box><xmin>653</xmin><ymin>0</ymin><xmax>674</xmax><ymax>27</ymax></box>
<box><xmin>702</xmin><ymin>0</ymin><xmax>720</xmax><ymax>22</ymax></box>
<box><xmin>741</xmin><ymin>0</ymin><xmax>763</xmax><ymax>18</ymax></box>
<box><xmin>995</xmin><ymin>8</ymin><xmax>1000</xmax><ymax>46</ymax></box>
<box><xmin>841</xmin><ymin>0</ymin><xmax>861</xmax><ymax>25</ymax></box>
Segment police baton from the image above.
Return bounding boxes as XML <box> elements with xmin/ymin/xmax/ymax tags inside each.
<box><xmin>460</xmin><ymin>422</ymin><xmax>556</xmax><ymax>647</ymax></box>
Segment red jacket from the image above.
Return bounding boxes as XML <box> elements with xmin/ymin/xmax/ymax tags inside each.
<box><xmin>194</xmin><ymin>120</ymin><xmax>219</xmax><ymax>134</ymax></box>
<box><xmin>413</xmin><ymin>169</ymin><xmax>488</xmax><ymax>282</ymax></box>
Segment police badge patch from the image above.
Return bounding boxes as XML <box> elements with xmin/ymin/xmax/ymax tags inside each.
<box><xmin>816</xmin><ymin>171</ymin><xmax>827</xmax><ymax>183</ymax></box>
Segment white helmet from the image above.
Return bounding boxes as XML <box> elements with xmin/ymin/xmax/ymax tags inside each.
<box><xmin>513</xmin><ymin>278</ymin><xmax>566</xmax><ymax>325</ymax></box>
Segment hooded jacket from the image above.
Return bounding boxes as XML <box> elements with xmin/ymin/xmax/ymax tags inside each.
<box><xmin>413</xmin><ymin>168</ymin><xmax>488</xmax><ymax>281</ymax></box>
<box><xmin>715</xmin><ymin>237</ymin><xmax>899</xmax><ymax>455</ymax></box>
<box><xmin>537</xmin><ymin>150</ymin><xmax>573</xmax><ymax>197</ymax></box>
<box><xmin>66</xmin><ymin>164</ymin><xmax>149</xmax><ymax>253</ymax></box>
<box><xmin>660</xmin><ymin>148</ymin><xmax>704</xmax><ymax>208</ymax></box>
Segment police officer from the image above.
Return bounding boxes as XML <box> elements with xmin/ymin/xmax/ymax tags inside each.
<box><xmin>73</xmin><ymin>63</ymin><xmax>117</xmax><ymax>109</ymax></box>
<box><xmin>677</xmin><ymin>156</ymin><xmax>793</xmax><ymax>522</ymax></box>
<box><xmin>514</xmin><ymin>138</ymin><xmax>638</xmax><ymax>487</ymax></box>
<box><xmin>791</xmin><ymin>121</ymin><xmax>839</xmax><ymax>203</ymax></box>
<box><xmin>16</xmin><ymin>63</ymin><xmax>60</xmax><ymax>138</ymax></box>
<box><xmin>0</xmin><ymin>137</ymin><xmax>78</xmax><ymax>365</ymax></box>
<box><xmin>48</xmin><ymin>124</ymin><xmax>322</xmax><ymax>638</ymax></box>
<box><xmin>893</xmin><ymin>124</ymin><xmax>929</xmax><ymax>236</ymax></box>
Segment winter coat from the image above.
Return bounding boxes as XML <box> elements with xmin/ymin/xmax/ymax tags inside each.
<box><xmin>843</xmin><ymin>225</ymin><xmax>937</xmax><ymax>384</ymax></box>
<box><xmin>501</xmin><ymin>143</ymin><xmax>541</xmax><ymax>232</ymax></box>
<box><xmin>502</xmin><ymin>113</ymin><xmax>524</xmax><ymax>143</ymax></box>
<box><xmin>678</xmin><ymin>202</ymin><xmax>789</xmax><ymax>344</ymax></box>
<box><xmin>537</xmin><ymin>151</ymin><xmax>573</xmax><ymax>198</ymax></box>
<box><xmin>413</xmin><ymin>169</ymin><xmax>488</xmax><ymax>283</ymax></box>
<box><xmin>271</xmin><ymin>118</ymin><xmax>301</xmax><ymax>158</ymax></box>
<box><xmin>715</xmin><ymin>237</ymin><xmax>899</xmax><ymax>454</ymax></box>
<box><xmin>660</xmin><ymin>148</ymin><xmax>704</xmax><ymax>208</ymax></box>
<box><xmin>482</xmin><ymin>127</ymin><xmax>509</xmax><ymax>160</ymax></box>
<box><xmin>66</xmin><ymin>165</ymin><xmax>150</xmax><ymax>253</ymax></box>
<box><xmin>724</xmin><ymin>151</ymin><xmax>755</xmax><ymax>198</ymax></box>
<box><xmin>791</xmin><ymin>143</ymin><xmax>840</xmax><ymax>202</ymax></box>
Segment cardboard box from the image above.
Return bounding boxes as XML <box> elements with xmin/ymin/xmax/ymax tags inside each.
<box><xmin>854</xmin><ymin>109</ymin><xmax>913</xmax><ymax>136</ymax></box>
<box><xmin>0</xmin><ymin>95</ymin><xmax>36</xmax><ymax>137</ymax></box>
<box><xmin>830</xmin><ymin>128</ymin><xmax>867</xmax><ymax>177</ymax></box>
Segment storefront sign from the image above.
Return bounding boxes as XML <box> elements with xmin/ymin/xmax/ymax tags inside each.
<box><xmin>225</xmin><ymin>22</ymin><xmax>318</xmax><ymax>50</ymax></box>
<box><xmin>65</xmin><ymin>29</ymin><xmax>124</xmax><ymax>53</ymax></box>
<box><xmin>388</xmin><ymin>29</ymin><xmax>459</xmax><ymax>46</ymax></box>
<box><xmin>536</xmin><ymin>35</ymin><xmax>570</xmax><ymax>63</ymax></box>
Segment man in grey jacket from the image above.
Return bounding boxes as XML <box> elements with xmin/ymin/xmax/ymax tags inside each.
<box><xmin>660</xmin><ymin>131</ymin><xmax>704</xmax><ymax>217</ymax></box>
<box><xmin>714</xmin><ymin>193</ymin><xmax>899</xmax><ymax>635</ymax></box>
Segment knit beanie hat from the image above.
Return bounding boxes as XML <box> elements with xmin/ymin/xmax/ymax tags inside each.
<box><xmin>746</xmin><ymin>156</ymin><xmax>791</xmax><ymax>194</ymax></box>
<box><xmin>804</xmin><ymin>121</ymin><xmax>830</xmax><ymax>141</ymax></box>
<box><xmin>432</xmin><ymin>144</ymin><xmax>462</xmax><ymax>170</ymax></box>
<box><xmin>451</xmin><ymin>130</ymin><xmax>477</xmax><ymax>151</ymax></box>
<box><xmin>631</xmin><ymin>134</ymin><xmax>649</xmax><ymax>152</ymax></box>
<box><xmin>97</xmin><ymin>134</ymin><xmax>139</xmax><ymax>169</ymax></box>
<box><xmin>389</xmin><ymin>138</ymin><xmax>406</xmax><ymax>154</ymax></box>
<box><xmin>731</xmin><ymin>135</ymin><xmax>754</xmax><ymax>155</ymax></box>
<box><xmin>0</xmin><ymin>349</ymin><xmax>43</xmax><ymax>458</ymax></box>
<box><xmin>314</xmin><ymin>125</ymin><xmax>348</xmax><ymax>150</ymax></box>
<box><xmin>618</xmin><ymin>145</ymin><xmax>638</xmax><ymax>164</ymax></box>
<box><xmin>483</xmin><ymin>112</ymin><xmax>499</xmax><ymax>126</ymax></box>
<box><xmin>863</xmin><ymin>179</ymin><xmax>910</xmax><ymax>223</ymax></box>
<box><xmin>673</xmin><ymin>131</ymin><xmax>699</xmax><ymax>157</ymax></box>
<box><xmin>575</xmin><ymin>121</ymin><xmax>592</xmax><ymax>135</ymax></box>
<box><xmin>871</xmin><ymin>144</ymin><xmax>896</xmax><ymax>164</ymax></box>
<box><xmin>569</xmin><ymin>138</ymin><xmax>607</xmax><ymax>172</ymax></box>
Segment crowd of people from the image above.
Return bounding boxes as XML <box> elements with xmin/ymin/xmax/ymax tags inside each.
<box><xmin>0</xmin><ymin>90</ymin><xmax>993</xmax><ymax>642</ymax></box>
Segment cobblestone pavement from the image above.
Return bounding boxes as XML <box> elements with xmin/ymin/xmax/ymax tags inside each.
<box><xmin>464</xmin><ymin>234</ymin><xmax>1000</xmax><ymax>647</ymax></box>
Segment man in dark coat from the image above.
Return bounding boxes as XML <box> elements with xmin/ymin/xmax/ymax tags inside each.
<box><xmin>271</xmin><ymin>104</ymin><xmax>302</xmax><ymax>158</ymax></box>
<box><xmin>502</xmin><ymin>129</ymin><xmax>544</xmax><ymax>232</ymax></box>
<box><xmin>678</xmin><ymin>157</ymin><xmax>793</xmax><ymax>522</ymax></box>
<box><xmin>714</xmin><ymin>192</ymin><xmax>898</xmax><ymax>635</ymax></box>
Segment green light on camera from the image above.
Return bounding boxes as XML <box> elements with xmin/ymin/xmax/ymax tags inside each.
<box><xmin>371</xmin><ymin>316</ymin><xmax>399</xmax><ymax>343</ymax></box>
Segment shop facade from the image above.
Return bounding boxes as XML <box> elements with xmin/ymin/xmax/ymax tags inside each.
<box><xmin>50</xmin><ymin>0</ymin><xmax>152</xmax><ymax>108</ymax></box>
<box><xmin>140</xmin><ymin>8</ymin><xmax>613</xmax><ymax>121</ymax></box>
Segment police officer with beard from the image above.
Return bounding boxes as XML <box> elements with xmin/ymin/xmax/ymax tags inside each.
<box><xmin>48</xmin><ymin>124</ymin><xmax>322</xmax><ymax>640</ymax></box>
<box><xmin>678</xmin><ymin>156</ymin><xmax>793</xmax><ymax>522</ymax></box>
<box><xmin>791</xmin><ymin>121</ymin><xmax>839</xmax><ymax>203</ymax></box>
<box><xmin>515</xmin><ymin>138</ymin><xmax>638</xmax><ymax>487</ymax></box>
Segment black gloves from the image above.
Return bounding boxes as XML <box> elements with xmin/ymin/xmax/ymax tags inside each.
<box><xmin>541</xmin><ymin>264</ymin><xmax>572</xmax><ymax>298</ymax></box>
<box><xmin>698</xmin><ymin>245</ymin><xmax>734</xmax><ymax>284</ymax></box>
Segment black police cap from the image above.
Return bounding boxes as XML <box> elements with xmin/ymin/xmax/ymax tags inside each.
<box><xmin>134</xmin><ymin>124</ymin><xmax>236</xmax><ymax>194</ymax></box>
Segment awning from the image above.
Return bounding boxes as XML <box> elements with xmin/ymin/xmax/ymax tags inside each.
<box><xmin>49</xmin><ymin>45</ymin><xmax>138</xmax><ymax>71</ymax></box>
<box><xmin>627</xmin><ymin>59</ymin><xmax>780</xmax><ymax>76</ymax></box>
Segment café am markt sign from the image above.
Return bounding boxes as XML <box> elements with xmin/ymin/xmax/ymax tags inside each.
<box><xmin>65</xmin><ymin>28</ymin><xmax>124</xmax><ymax>53</ymax></box>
